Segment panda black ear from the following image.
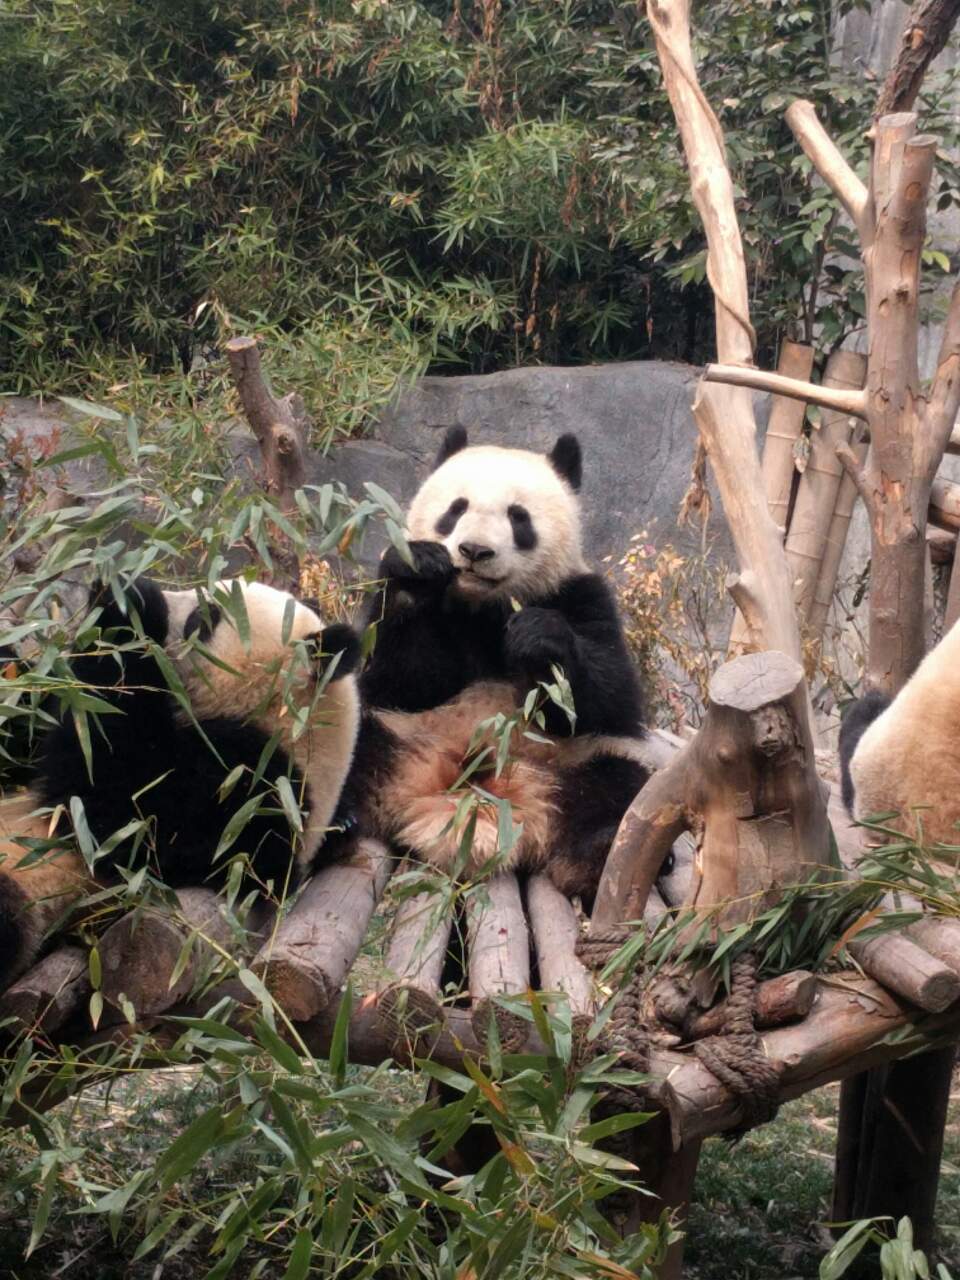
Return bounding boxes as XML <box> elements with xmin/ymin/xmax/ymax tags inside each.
<box><xmin>432</xmin><ymin>426</ymin><xmax>468</xmax><ymax>471</ymax></box>
<box><xmin>184</xmin><ymin>600</ymin><xmax>222</xmax><ymax>646</ymax></box>
<box><xmin>88</xmin><ymin>577</ymin><xmax>170</xmax><ymax>643</ymax></box>
<box><xmin>549</xmin><ymin>434</ymin><xmax>582</xmax><ymax>492</ymax></box>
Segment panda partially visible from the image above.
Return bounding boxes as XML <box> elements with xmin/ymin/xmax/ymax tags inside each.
<box><xmin>25</xmin><ymin>575</ymin><xmax>360</xmax><ymax>898</ymax></box>
<box><xmin>338</xmin><ymin>427</ymin><xmax>651</xmax><ymax>904</ymax></box>
<box><xmin>839</xmin><ymin>623</ymin><xmax>960</xmax><ymax>846</ymax></box>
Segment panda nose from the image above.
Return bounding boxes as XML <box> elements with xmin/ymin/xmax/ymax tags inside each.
<box><xmin>459</xmin><ymin>541</ymin><xmax>495</xmax><ymax>564</ymax></box>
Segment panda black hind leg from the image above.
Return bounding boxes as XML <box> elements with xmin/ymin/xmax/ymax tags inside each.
<box><xmin>549</xmin><ymin>754</ymin><xmax>649</xmax><ymax>909</ymax></box>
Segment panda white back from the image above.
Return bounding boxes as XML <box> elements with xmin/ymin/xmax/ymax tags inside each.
<box><xmin>167</xmin><ymin>580</ymin><xmax>361</xmax><ymax>870</ymax></box>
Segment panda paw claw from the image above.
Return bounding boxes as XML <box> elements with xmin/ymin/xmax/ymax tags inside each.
<box><xmin>382</xmin><ymin>541</ymin><xmax>454</xmax><ymax>585</ymax></box>
<box><xmin>505</xmin><ymin>607</ymin><xmax>575</xmax><ymax>672</ymax></box>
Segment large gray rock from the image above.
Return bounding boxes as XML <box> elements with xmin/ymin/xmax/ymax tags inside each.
<box><xmin>288</xmin><ymin>360</ymin><xmax>765</xmax><ymax>571</ymax></box>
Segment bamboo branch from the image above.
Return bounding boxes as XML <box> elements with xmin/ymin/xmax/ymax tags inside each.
<box><xmin>703</xmin><ymin>364</ymin><xmax>868</xmax><ymax>419</ymax></box>
<box><xmin>785</xmin><ymin>99</ymin><xmax>871</xmax><ymax>240</ymax></box>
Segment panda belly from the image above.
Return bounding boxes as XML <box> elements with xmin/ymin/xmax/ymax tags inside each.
<box><xmin>373</xmin><ymin>681</ymin><xmax>648</xmax><ymax>899</ymax></box>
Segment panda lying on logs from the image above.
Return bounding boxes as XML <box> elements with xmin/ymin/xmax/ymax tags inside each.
<box><xmin>839</xmin><ymin>623</ymin><xmax>960</xmax><ymax>845</ymax></box>
<box><xmin>336</xmin><ymin>427</ymin><xmax>654</xmax><ymax>905</ymax></box>
<box><xmin>1</xmin><ymin>577</ymin><xmax>360</xmax><ymax>976</ymax></box>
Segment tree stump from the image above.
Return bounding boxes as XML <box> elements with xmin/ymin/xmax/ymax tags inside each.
<box><xmin>590</xmin><ymin>650</ymin><xmax>832</xmax><ymax>936</ymax></box>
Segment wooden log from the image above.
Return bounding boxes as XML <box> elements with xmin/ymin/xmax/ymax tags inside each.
<box><xmin>526</xmin><ymin>873</ymin><xmax>595</xmax><ymax>1020</ymax></box>
<box><xmin>926</xmin><ymin>524</ymin><xmax>956</xmax><ymax>566</ymax></box>
<box><xmin>809</xmin><ymin>422</ymin><xmax>869</xmax><ymax>641</ymax></box>
<box><xmin>847</xmin><ymin>929</ymin><xmax>960</xmax><ymax>1013</ymax></box>
<box><xmin>785</xmin><ymin>351</ymin><xmax>867</xmax><ymax>620</ymax></box>
<box><xmin>905</xmin><ymin>915</ymin><xmax>960</xmax><ymax>971</ymax></box>
<box><xmin>254</xmin><ymin>838</ymin><xmax>393</xmax><ymax>1022</ymax></box>
<box><xmin>100</xmin><ymin>888</ymin><xmax>233</xmax><ymax>1018</ymax></box>
<box><xmin>929</xmin><ymin>476</ymin><xmax>960</xmax><ymax>531</ymax></box>
<box><xmin>0</xmin><ymin>945</ymin><xmax>89</xmax><ymax>1033</ymax></box>
<box><xmin>682</xmin><ymin>970</ymin><xmax>817</xmax><ymax>1040</ymax></box>
<box><xmin>466</xmin><ymin>873</ymin><xmax>530</xmax><ymax>1050</ymax></box>
<box><xmin>8</xmin><ymin>965</ymin><xmax>960</xmax><ymax>1149</ymax></box>
<box><xmin>376</xmin><ymin>878</ymin><xmax>453</xmax><ymax>1044</ymax></box>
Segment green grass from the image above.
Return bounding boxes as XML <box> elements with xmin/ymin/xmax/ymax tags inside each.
<box><xmin>686</xmin><ymin>1080</ymin><xmax>960</xmax><ymax>1279</ymax></box>
<box><xmin>0</xmin><ymin>1069</ymin><xmax>956</xmax><ymax>1278</ymax></box>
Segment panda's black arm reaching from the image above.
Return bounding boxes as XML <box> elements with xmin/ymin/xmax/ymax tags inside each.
<box><xmin>505</xmin><ymin>573</ymin><xmax>643</xmax><ymax>737</ymax></box>
<box><xmin>360</xmin><ymin>541</ymin><xmax>500</xmax><ymax>711</ymax></box>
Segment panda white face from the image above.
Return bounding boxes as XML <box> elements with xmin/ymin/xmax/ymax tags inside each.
<box><xmin>406</xmin><ymin>439</ymin><xmax>586</xmax><ymax>603</ymax></box>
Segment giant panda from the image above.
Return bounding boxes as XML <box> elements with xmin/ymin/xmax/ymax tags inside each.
<box><xmin>0</xmin><ymin>576</ymin><xmax>360</xmax><ymax>977</ymax></box>
<box><xmin>337</xmin><ymin>427</ymin><xmax>652</xmax><ymax>904</ymax></box>
<box><xmin>838</xmin><ymin>621</ymin><xmax>960</xmax><ymax>845</ymax></box>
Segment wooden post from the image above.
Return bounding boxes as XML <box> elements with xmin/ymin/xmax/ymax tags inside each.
<box><xmin>810</xmin><ymin>420</ymin><xmax>869</xmax><ymax>641</ymax></box>
<box><xmin>785</xmin><ymin>351</ymin><xmax>867</xmax><ymax>621</ymax></box>
<box><xmin>761</xmin><ymin>342</ymin><xmax>817</xmax><ymax>535</ymax></box>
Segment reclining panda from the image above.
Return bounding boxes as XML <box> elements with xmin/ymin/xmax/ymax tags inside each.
<box><xmin>338</xmin><ymin>427</ymin><xmax>652</xmax><ymax>904</ymax></box>
<box><xmin>839</xmin><ymin>619</ymin><xmax>960</xmax><ymax>846</ymax></box>
<box><xmin>1</xmin><ymin>577</ymin><xmax>361</xmax><ymax>976</ymax></box>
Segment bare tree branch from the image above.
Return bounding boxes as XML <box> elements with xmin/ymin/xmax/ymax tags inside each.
<box><xmin>875</xmin><ymin>0</ymin><xmax>960</xmax><ymax>118</ymax></box>
<box><xmin>785</xmin><ymin>99</ymin><xmax>871</xmax><ymax>241</ymax></box>
<box><xmin>703</xmin><ymin>362</ymin><xmax>868</xmax><ymax>419</ymax></box>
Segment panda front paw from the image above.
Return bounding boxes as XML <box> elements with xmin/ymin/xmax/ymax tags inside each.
<box><xmin>381</xmin><ymin>541</ymin><xmax>454</xmax><ymax>586</ymax></box>
<box><xmin>504</xmin><ymin>607</ymin><xmax>576</xmax><ymax>674</ymax></box>
<box><xmin>313</xmin><ymin>624</ymin><xmax>361</xmax><ymax>680</ymax></box>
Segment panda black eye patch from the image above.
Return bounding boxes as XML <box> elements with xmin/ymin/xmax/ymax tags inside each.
<box><xmin>508</xmin><ymin>504</ymin><xmax>537</xmax><ymax>551</ymax></box>
<box><xmin>434</xmin><ymin>498</ymin><xmax>468</xmax><ymax>537</ymax></box>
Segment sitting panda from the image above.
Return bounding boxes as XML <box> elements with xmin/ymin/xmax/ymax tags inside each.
<box><xmin>337</xmin><ymin>427</ymin><xmax>651</xmax><ymax>904</ymax></box>
<box><xmin>1</xmin><ymin>576</ymin><xmax>360</xmax><ymax>977</ymax></box>
<box><xmin>839</xmin><ymin>623</ymin><xmax>960</xmax><ymax>846</ymax></box>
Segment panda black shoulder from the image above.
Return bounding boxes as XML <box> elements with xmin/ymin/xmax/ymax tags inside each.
<box><xmin>534</xmin><ymin>572</ymin><xmax>622</xmax><ymax>622</ymax></box>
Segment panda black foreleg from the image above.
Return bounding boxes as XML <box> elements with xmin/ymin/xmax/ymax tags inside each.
<box><xmin>312</xmin><ymin>623</ymin><xmax>361</xmax><ymax>680</ymax></box>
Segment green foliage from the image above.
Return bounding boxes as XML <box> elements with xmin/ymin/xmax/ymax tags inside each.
<box><xmin>822</xmin><ymin>1216</ymin><xmax>955</xmax><ymax>1280</ymax></box>
<box><xmin>4</xmin><ymin>0</ymin><xmax>960</xmax><ymax>394</ymax></box>
<box><xmin>604</xmin><ymin>834</ymin><xmax>960</xmax><ymax>994</ymax></box>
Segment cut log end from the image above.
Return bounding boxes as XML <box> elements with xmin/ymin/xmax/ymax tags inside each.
<box><xmin>708</xmin><ymin>649</ymin><xmax>804</xmax><ymax>711</ymax></box>
<box><xmin>376</xmin><ymin>983</ymin><xmax>444</xmax><ymax>1044</ymax></box>
<box><xmin>471</xmin><ymin>998</ymin><xmax>529</xmax><ymax>1054</ymax></box>
<box><xmin>258</xmin><ymin>958</ymin><xmax>331</xmax><ymax>1022</ymax></box>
